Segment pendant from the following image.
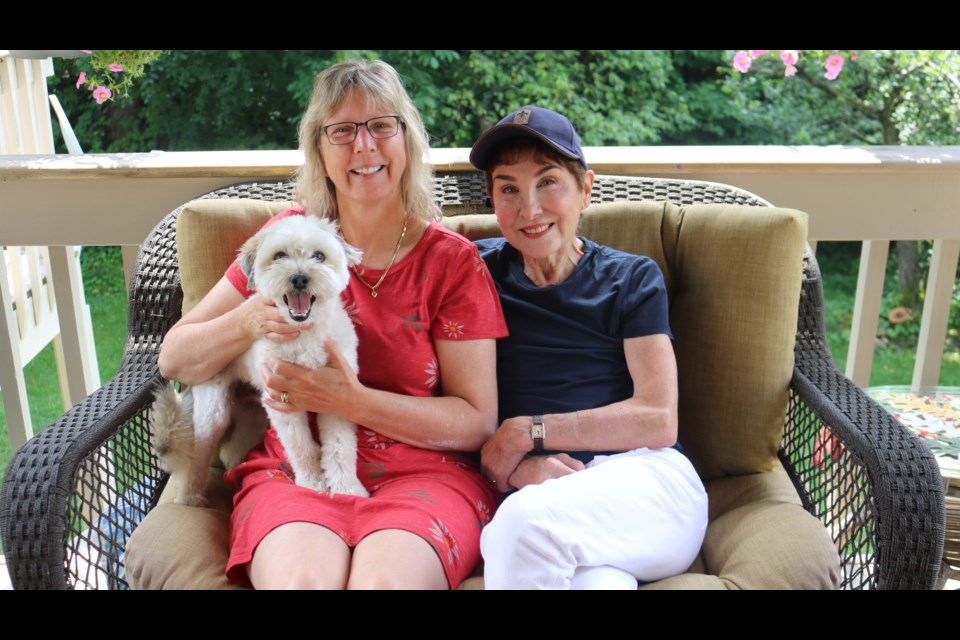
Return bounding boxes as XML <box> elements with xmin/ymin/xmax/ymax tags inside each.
<box><xmin>370</xmin><ymin>290</ymin><xmax>378</xmax><ymax>298</ymax></box>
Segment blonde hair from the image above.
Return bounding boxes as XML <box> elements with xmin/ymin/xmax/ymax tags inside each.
<box><xmin>295</xmin><ymin>60</ymin><xmax>439</xmax><ymax>221</ymax></box>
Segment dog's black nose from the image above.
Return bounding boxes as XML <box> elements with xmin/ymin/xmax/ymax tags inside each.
<box><xmin>291</xmin><ymin>274</ymin><xmax>309</xmax><ymax>291</ymax></box>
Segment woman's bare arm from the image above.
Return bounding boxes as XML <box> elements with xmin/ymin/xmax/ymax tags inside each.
<box><xmin>158</xmin><ymin>277</ymin><xmax>308</xmax><ymax>385</ymax></box>
<box><xmin>481</xmin><ymin>333</ymin><xmax>678</xmax><ymax>489</ymax></box>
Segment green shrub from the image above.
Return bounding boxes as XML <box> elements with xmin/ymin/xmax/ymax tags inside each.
<box><xmin>80</xmin><ymin>246</ymin><xmax>125</xmax><ymax>297</ymax></box>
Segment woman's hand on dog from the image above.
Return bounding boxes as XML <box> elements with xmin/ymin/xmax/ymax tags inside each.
<box><xmin>260</xmin><ymin>340</ymin><xmax>360</xmax><ymax>415</ymax></box>
<box><xmin>242</xmin><ymin>295</ymin><xmax>312</xmax><ymax>344</ymax></box>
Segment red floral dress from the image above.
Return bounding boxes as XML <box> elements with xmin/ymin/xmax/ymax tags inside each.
<box><xmin>222</xmin><ymin>209</ymin><xmax>507</xmax><ymax>588</ymax></box>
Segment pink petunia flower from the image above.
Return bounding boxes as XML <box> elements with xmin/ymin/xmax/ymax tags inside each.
<box><xmin>75</xmin><ymin>71</ymin><xmax>86</xmax><ymax>89</ymax></box>
<box><xmin>813</xmin><ymin>426</ymin><xmax>843</xmax><ymax>470</ymax></box>
<box><xmin>92</xmin><ymin>86</ymin><xmax>112</xmax><ymax>104</ymax></box>
<box><xmin>780</xmin><ymin>50</ymin><xmax>799</xmax><ymax>66</ymax></box>
<box><xmin>108</xmin><ymin>63</ymin><xmax>124</xmax><ymax>72</ymax></box>
<box><xmin>749</xmin><ymin>50</ymin><xmax>768</xmax><ymax>59</ymax></box>
<box><xmin>824</xmin><ymin>53</ymin><xmax>844</xmax><ymax>80</ymax></box>
<box><xmin>733</xmin><ymin>51</ymin><xmax>752</xmax><ymax>73</ymax></box>
<box><xmin>784</xmin><ymin>64</ymin><xmax>798</xmax><ymax>77</ymax></box>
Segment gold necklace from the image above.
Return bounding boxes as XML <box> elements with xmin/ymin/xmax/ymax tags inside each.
<box><xmin>351</xmin><ymin>214</ymin><xmax>408</xmax><ymax>298</ymax></box>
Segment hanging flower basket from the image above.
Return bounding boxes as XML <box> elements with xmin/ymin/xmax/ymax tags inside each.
<box><xmin>69</xmin><ymin>50</ymin><xmax>166</xmax><ymax>104</ymax></box>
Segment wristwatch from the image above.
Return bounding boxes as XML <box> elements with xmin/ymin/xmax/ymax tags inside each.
<box><xmin>531</xmin><ymin>415</ymin><xmax>545</xmax><ymax>450</ymax></box>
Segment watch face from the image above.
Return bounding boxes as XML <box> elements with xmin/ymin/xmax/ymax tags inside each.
<box><xmin>531</xmin><ymin>416</ymin><xmax>545</xmax><ymax>449</ymax></box>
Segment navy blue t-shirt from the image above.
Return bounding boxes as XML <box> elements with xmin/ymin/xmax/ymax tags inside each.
<box><xmin>476</xmin><ymin>237</ymin><xmax>673</xmax><ymax>463</ymax></box>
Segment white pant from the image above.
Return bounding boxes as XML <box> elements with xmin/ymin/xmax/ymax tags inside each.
<box><xmin>481</xmin><ymin>447</ymin><xmax>708</xmax><ymax>590</ymax></box>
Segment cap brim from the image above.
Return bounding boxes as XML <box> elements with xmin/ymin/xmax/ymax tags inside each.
<box><xmin>469</xmin><ymin>124</ymin><xmax>581</xmax><ymax>171</ymax></box>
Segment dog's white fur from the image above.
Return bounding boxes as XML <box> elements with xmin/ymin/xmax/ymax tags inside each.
<box><xmin>153</xmin><ymin>215</ymin><xmax>368</xmax><ymax>506</ymax></box>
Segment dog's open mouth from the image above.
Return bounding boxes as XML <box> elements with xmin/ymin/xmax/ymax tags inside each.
<box><xmin>283</xmin><ymin>292</ymin><xmax>316</xmax><ymax>322</ymax></box>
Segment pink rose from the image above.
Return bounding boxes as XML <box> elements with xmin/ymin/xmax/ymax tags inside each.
<box><xmin>109</xmin><ymin>63</ymin><xmax>124</xmax><ymax>73</ymax></box>
<box><xmin>75</xmin><ymin>71</ymin><xmax>86</xmax><ymax>89</ymax></box>
<box><xmin>780</xmin><ymin>50</ymin><xmax>799</xmax><ymax>66</ymax></box>
<box><xmin>784</xmin><ymin>64</ymin><xmax>798</xmax><ymax>77</ymax></box>
<box><xmin>824</xmin><ymin>53</ymin><xmax>844</xmax><ymax>80</ymax></box>
<box><xmin>749</xmin><ymin>50</ymin><xmax>768</xmax><ymax>59</ymax></box>
<box><xmin>733</xmin><ymin>51</ymin><xmax>752</xmax><ymax>73</ymax></box>
<box><xmin>93</xmin><ymin>86</ymin><xmax>112</xmax><ymax>104</ymax></box>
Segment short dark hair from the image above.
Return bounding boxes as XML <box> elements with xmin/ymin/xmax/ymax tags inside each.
<box><xmin>483</xmin><ymin>138</ymin><xmax>588</xmax><ymax>201</ymax></box>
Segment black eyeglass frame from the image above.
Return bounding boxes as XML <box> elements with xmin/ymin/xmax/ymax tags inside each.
<box><xmin>319</xmin><ymin>116</ymin><xmax>405</xmax><ymax>145</ymax></box>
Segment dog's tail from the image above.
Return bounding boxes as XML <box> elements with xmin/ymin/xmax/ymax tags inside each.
<box><xmin>151</xmin><ymin>381</ymin><xmax>195</xmax><ymax>478</ymax></box>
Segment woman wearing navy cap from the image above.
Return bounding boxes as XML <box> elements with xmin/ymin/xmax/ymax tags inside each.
<box><xmin>472</xmin><ymin>106</ymin><xmax>708</xmax><ymax>589</ymax></box>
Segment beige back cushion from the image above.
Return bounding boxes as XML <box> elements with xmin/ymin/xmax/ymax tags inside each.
<box><xmin>176</xmin><ymin>199</ymin><xmax>295</xmax><ymax>314</ymax></box>
<box><xmin>178</xmin><ymin>198</ymin><xmax>806</xmax><ymax>480</ymax></box>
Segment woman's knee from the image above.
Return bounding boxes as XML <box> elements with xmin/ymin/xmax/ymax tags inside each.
<box><xmin>247</xmin><ymin>522</ymin><xmax>350</xmax><ymax>590</ymax></box>
<box><xmin>252</xmin><ymin>565</ymin><xmax>348</xmax><ymax>590</ymax></box>
<box><xmin>481</xmin><ymin>485</ymin><xmax>565</xmax><ymax>559</ymax></box>
<box><xmin>481</xmin><ymin>486</ymin><xmax>578</xmax><ymax>589</ymax></box>
<box><xmin>347</xmin><ymin>529</ymin><xmax>449</xmax><ymax>590</ymax></box>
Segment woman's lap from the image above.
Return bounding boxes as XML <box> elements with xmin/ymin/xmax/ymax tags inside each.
<box><xmin>480</xmin><ymin>447</ymin><xmax>708</xmax><ymax>589</ymax></box>
<box><xmin>226</xmin><ymin>441</ymin><xmax>497</xmax><ymax>588</ymax></box>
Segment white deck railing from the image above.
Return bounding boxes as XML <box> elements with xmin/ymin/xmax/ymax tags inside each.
<box><xmin>0</xmin><ymin>145</ymin><xmax>958</xmax><ymax>448</ymax></box>
<box><xmin>1</xmin><ymin>52</ymin><xmax>100</xmax><ymax>450</ymax></box>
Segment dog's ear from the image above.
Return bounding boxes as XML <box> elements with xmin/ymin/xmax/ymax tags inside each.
<box><xmin>237</xmin><ymin>232</ymin><xmax>261</xmax><ymax>291</ymax></box>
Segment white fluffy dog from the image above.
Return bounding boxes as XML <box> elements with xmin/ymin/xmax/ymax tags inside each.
<box><xmin>153</xmin><ymin>214</ymin><xmax>369</xmax><ymax>506</ymax></box>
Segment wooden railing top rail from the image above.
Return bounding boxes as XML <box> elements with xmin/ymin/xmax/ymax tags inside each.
<box><xmin>3</xmin><ymin>145</ymin><xmax>960</xmax><ymax>180</ymax></box>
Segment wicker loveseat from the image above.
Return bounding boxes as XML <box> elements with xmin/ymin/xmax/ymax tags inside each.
<box><xmin>1</xmin><ymin>174</ymin><xmax>945</xmax><ymax>589</ymax></box>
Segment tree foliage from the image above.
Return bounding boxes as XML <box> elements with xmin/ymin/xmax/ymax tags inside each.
<box><xmin>49</xmin><ymin>50</ymin><xmax>753</xmax><ymax>153</ymax></box>
<box><xmin>50</xmin><ymin>50</ymin><xmax>960</xmax><ymax>153</ymax></box>
<box><xmin>723</xmin><ymin>50</ymin><xmax>960</xmax><ymax>145</ymax></box>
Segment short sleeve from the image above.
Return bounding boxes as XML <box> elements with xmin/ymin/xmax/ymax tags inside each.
<box><xmin>429</xmin><ymin>229</ymin><xmax>508</xmax><ymax>341</ymax></box>
<box><xmin>620</xmin><ymin>256</ymin><xmax>672</xmax><ymax>340</ymax></box>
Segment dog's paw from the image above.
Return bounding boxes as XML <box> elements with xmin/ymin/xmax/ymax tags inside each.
<box><xmin>297</xmin><ymin>472</ymin><xmax>330</xmax><ymax>494</ymax></box>
<box><xmin>330</xmin><ymin>476</ymin><xmax>369</xmax><ymax>498</ymax></box>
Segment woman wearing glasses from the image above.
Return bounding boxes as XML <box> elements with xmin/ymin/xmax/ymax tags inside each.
<box><xmin>158</xmin><ymin>60</ymin><xmax>506</xmax><ymax>589</ymax></box>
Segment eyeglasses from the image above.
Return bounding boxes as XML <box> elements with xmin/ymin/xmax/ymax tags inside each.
<box><xmin>319</xmin><ymin>116</ymin><xmax>404</xmax><ymax>145</ymax></box>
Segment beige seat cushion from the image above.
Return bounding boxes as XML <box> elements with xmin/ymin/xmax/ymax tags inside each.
<box><xmin>126</xmin><ymin>465</ymin><xmax>837</xmax><ymax>590</ymax></box>
<box><xmin>125</xmin><ymin>468</ymin><xmax>245</xmax><ymax>590</ymax></box>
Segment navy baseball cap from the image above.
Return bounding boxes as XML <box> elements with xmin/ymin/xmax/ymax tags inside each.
<box><xmin>470</xmin><ymin>106</ymin><xmax>588</xmax><ymax>171</ymax></box>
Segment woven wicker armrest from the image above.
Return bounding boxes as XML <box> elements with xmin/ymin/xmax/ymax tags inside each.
<box><xmin>779</xmin><ymin>250</ymin><xmax>945</xmax><ymax>590</ymax></box>
<box><xmin>0</xmin><ymin>359</ymin><xmax>166</xmax><ymax>589</ymax></box>
<box><xmin>1</xmin><ymin>206</ymin><xmax>182</xmax><ymax>590</ymax></box>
